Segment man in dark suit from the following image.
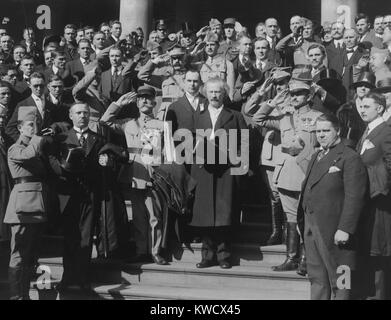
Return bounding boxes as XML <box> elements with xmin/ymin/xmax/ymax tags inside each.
<box><xmin>55</xmin><ymin>103</ymin><xmax>105</xmax><ymax>291</ymax></box>
<box><xmin>62</xmin><ymin>24</ymin><xmax>79</xmax><ymax>62</ymax></box>
<box><xmin>190</xmin><ymin>77</ymin><xmax>248</xmax><ymax>270</ymax></box>
<box><xmin>98</xmin><ymin>46</ymin><xmax>134</xmax><ymax>103</ymax></box>
<box><xmin>306</xmin><ymin>44</ymin><xmax>343</xmax><ymax>113</ymax></box>
<box><xmin>14</xmin><ymin>56</ymin><xmax>36</xmax><ymax>101</ymax></box>
<box><xmin>357</xmin><ymin>92</ymin><xmax>391</xmax><ymax>300</ymax></box>
<box><xmin>341</xmin><ymin>29</ymin><xmax>368</xmax><ymax>99</ymax></box>
<box><xmin>104</xmin><ymin>20</ymin><xmax>122</xmax><ymax>48</ymax></box>
<box><xmin>325</xmin><ymin>21</ymin><xmax>346</xmax><ymax>77</ymax></box>
<box><xmin>166</xmin><ymin>69</ymin><xmax>206</xmax><ymax>134</ymax></box>
<box><xmin>298</xmin><ymin>113</ymin><xmax>367</xmax><ymax>300</ymax></box>
<box><xmin>6</xmin><ymin>72</ymin><xmax>54</xmax><ymax>142</ymax></box>
<box><xmin>42</xmin><ymin>51</ymin><xmax>68</xmax><ymax>81</ymax></box>
<box><xmin>65</xmin><ymin>39</ymin><xmax>96</xmax><ymax>83</ymax></box>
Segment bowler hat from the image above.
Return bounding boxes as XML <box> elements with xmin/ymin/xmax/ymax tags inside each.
<box><xmin>373</xmin><ymin>77</ymin><xmax>391</xmax><ymax>93</ymax></box>
<box><xmin>351</xmin><ymin>71</ymin><xmax>376</xmax><ymax>89</ymax></box>
<box><xmin>137</xmin><ymin>86</ymin><xmax>156</xmax><ymax>97</ymax></box>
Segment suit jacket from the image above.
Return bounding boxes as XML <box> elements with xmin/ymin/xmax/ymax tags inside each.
<box><xmin>190</xmin><ymin>106</ymin><xmax>248</xmax><ymax>227</ymax></box>
<box><xmin>65</xmin><ymin>58</ymin><xmax>97</xmax><ymax>83</ymax></box>
<box><xmin>3</xmin><ymin>135</ymin><xmax>48</xmax><ymax>224</ymax></box>
<box><xmin>62</xmin><ymin>43</ymin><xmax>79</xmax><ymax>62</ymax></box>
<box><xmin>325</xmin><ymin>41</ymin><xmax>346</xmax><ymax>76</ymax></box>
<box><xmin>104</xmin><ymin>36</ymin><xmax>118</xmax><ymax>48</ymax></box>
<box><xmin>5</xmin><ymin>96</ymin><xmax>55</xmax><ymax>142</ymax></box>
<box><xmin>99</xmin><ymin>68</ymin><xmax>134</xmax><ymax>103</ymax></box>
<box><xmin>14</xmin><ymin>79</ymin><xmax>31</xmax><ymax>101</ymax></box>
<box><xmin>341</xmin><ymin>46</ymin><xmax>367</xmax><ymax>98</ymax></box>
<box><xmin>297</xmin><ymin>142</ymin><xmax>368</xmax><ymax>269</ymax></box>
<box><xmin>360</xmin><ymin>29</ymin><xmax>383</xmax><ymax>49</ymax></box>
<box><xmin>357</xmin><ymin>122</ymin><xmax>391</xmax><ymax>198</ymax></box>
<box><xmin>166</xmin><ymin>94</ymin><xmax>207</xmax><ymax>133</ymax></box>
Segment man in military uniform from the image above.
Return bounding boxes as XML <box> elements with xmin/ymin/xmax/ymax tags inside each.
<box><xmin>197</xmin><ymin>32</ymin><xmax>235</xmax><ymax>100</ymax></box>
<box><xmin>138</xmin><ymin>46</ymin><xmax>187</xmax><ymax>120</ymax></box>
<box><xmin>252</xmin><ymin>79</ymin><xmax>323</xmax><ymax>273</ymax></box>
<box><xmin>100</xmin><ymin>86</ymin><xmax>174</xmax><ymax>265</ymax></box>
<box><xmin>4</xmin><ymin>107</ymin><xmax>51</xmax><ymax>300</ymax></box>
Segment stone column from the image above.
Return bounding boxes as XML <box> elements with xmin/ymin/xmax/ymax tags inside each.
<box><xmin>119</xmin><ymin>0</ymin><xmax>153</xmax><ymax>40</ymax></box>
<box><xmin>321</xmin><ymin>0</ymin><xmax>358</xmax><ymax>28</ymax></box>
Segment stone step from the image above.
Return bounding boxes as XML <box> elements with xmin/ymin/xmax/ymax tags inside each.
<box><xmin>172</xmin><ymin>243</ymin><xmax>287</xmax><ymax>265</ymax></box>
<box><xmin>39</xmin><ymin>257</ymin><xmax>309</xmax><ymax>294</ymax></box>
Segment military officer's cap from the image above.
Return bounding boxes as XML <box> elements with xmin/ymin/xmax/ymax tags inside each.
<box><xmin>204</xmin><ymin>31</ymin><xmax>219</xmax><ymax>43</ymax></box>
<box><xmin>146</xmin><ymin>40</ymin><xmax>161</xmax><ymax>52</ymax></box>
<box><xmin>370</xmin><ymin>47</ymin><xmax>389</xmax><ymax>56</ymax></box>
<box><xmin>374</xmin><ymin>77</ymin><xmax>391</xmax><ymax>93</ymax></box>
<box><xmin>272</xmin><ymin>68</ymin><xmax>291</xmax><ymax>83</ymax></box>
<box><xmin>288</xmin><ymin>80</ymin><xmax>310</xmax><ymax>93</ymax></box>
<box><xmin>137</xmin><ymin>86</ymin><xmax>156</xmax><ymax>98</ymax></box>
<box><xmin>168</xmin><ymin>46</ymin><xmax>185</xmax><ymax>57</ymax></box>
<box><xmin>223</xmin><ymin>18</ymin><xmax>236</xmax><ymax>26</ymax></box>
<box><xmin>17</xmin><ymin>106</ymin><xmax>38</xmax><ymax>122</ymax></box>
<box><xmin>209</xmin><ymin>18</ymin><xmax>222</xmax><ymax>28</ymax></box>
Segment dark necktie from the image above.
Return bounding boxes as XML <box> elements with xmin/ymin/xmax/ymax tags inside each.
<box><xmin>79</xmin><ymin>133</ymin><xmax>86</xmax><ymax>148</ymax></box>
<box><xmin>317</xmin><ymin>149</ymin><xmax>327</xmax><ymax>162</ymax></box>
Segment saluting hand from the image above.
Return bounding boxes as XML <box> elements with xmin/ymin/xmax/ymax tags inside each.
<box><xmin>116</xmin><ymin>92</ymin><xmax>138</xmax><ymax>107</ymax></box>
<box><xmin>334</xmin><ymin>229</ymin><xmax>350</xmax><ymax>246</ymax></box>
<box><xmin>258</xmin><ymin>77</ymin><xmax>274</xmax><ymax>97</ymax></box>
<box><xmin>270</xmin><ymin>88</ymin><xmax>289</xmax><ymax>107</ymax></box>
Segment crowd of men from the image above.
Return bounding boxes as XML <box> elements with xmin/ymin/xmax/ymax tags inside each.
<box><xmin>0</xmin><ymin>11</ymin><xmax>391</xmax><ymax>300</ymax></box>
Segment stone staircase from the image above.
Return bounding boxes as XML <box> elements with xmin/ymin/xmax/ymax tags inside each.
<box><xmin>0</xmin><ymin>204</ymin><xmax>310</xmax><ymax>300</ymax></box>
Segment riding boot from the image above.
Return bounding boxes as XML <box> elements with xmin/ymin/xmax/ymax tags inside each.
<box><xmin>266</xmin><ymin>202</ymin><xmax>284</xmax><ymax>245</ymax></box>
<box><xmin>296</xmin><ymin>243</ymin><xmax>307</xmax><ymax>276</ymax></box>
<box><xmin>272</xmin><ymin>222</ymin><xmax>299</xmax><ymax>272</ymax></box>
<box><xmin>8</xmin><ymin>267</ymin><xmax>23</xmax><ymax>300</ymax></box>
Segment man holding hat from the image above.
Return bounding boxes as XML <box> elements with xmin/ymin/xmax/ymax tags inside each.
<box><xmin>337</xmin><ymin>71</ymin><xmax>375</xmax><ymax>147</ymax></box>
<box><xmin>4</xmin><ymin>106</ymin><xmax>51</xmax><ymax>299</ymax></box>
<box><xmin>101</xmin><ymin>86</ymin><xmax>174</xmax><ymax>265</ymax></box>
<box><xmin>252</xmin><ymin>79</ymin><xmax>323</xmax><ymax>273</ymax></box>
<box><xmin>138</xmin><ymin>45</ymin><xmax>188</xmax><ymax>120</ymax></box>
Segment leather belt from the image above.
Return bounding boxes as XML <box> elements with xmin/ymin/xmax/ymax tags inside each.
<box><xmin>14</xmin><ymin>177</ymin><xmax>42</xmax><ymax>185</ymax></box>
<box><xmin>127</xmin><ymin>147</ymin><xmax>153</xmax><ymax>155</ymax></box>
<box><xmin>162</xmin><ymin>97</ymin><xmax>177</xmax><ymax>103</ymax></box>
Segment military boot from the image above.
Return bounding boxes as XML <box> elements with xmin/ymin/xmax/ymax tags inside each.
<box><xmin>272</xmin><ymin>222</ymin><xmax>299</xmax><ymax>272</ymax></box>
<box><xmin>296</xmin><ymin>243</ymin><xmax>307</xmax><ymax>276</ymax></box>
<box><xmin>266</xmin><ymin>202</ymin><xmax>284</xmax><ymax>245</ymax></box>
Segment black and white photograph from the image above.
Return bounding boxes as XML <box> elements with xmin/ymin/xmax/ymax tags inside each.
<box><xmin>0</xmin><ymin>0</ymin><xmax>391</xmax><ymax>306</ymax></box>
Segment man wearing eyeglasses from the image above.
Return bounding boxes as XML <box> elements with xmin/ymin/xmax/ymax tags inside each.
<box><xmin>252</xmin><ymin>79</ymin><xmax>323</xmax><ymax>274</ymax></box>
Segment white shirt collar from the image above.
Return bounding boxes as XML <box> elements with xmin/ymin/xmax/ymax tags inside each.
<box><xmin>80</xmin><ymin>57</ymin><xmax>90</xmax><ymax>64</ymax></box>
<box><xmin>73</xmin><ymin>126</ymin><xmax>89</xmax><ymax>134</ymax></box>
<box><xmin>334</xmin><ymin>39</ymin><xmax>344</xmax><ymax>46</ymax></box>
<box><xmin>52</xmin><ymin>65</ymin><xmax>59</xmax><ymax>75</ymax></box>
<box><xmin>50</xmin><ymin>93</ymin><xmax>59</xmax><ymax>104</ymax></box>
<box><xmin>31</xmin><ymin>93</ymin><xmax>42</xmax><ymax>101</ymax></box>
<box><xmin>368</xmin><ymin>116</ymin><xmax>384</xmax><ymax>133</ymax></box>
<box><xmin>111</xmin><ymin>66</ymin><xmax>121</xmax><ymax>75</ymax></box>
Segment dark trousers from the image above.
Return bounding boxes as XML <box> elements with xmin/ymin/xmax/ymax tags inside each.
<box><xmin>305</xmin><ymin>213</ymin><xmax>351</xmax><ymax>300</ymax></box>
<box><xmin>365</xmin><ymin>256</ymin><xmax>391</xmax><ymax>300</ymax></box>
<box><xmin>197</xmin><ymin>226</ymin><xmax>231</xmax><ymax>263</ymax></box>
<box><xmin>62</xmin><ymin>192</ymin><xmax>97</xmax><ymax>285</ymax></box>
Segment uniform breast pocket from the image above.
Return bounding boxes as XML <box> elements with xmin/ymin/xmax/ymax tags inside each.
<box><xmin>15</xmin><ymin>182</ymin><xmax>45</xmax><ymax>215</ymax></box>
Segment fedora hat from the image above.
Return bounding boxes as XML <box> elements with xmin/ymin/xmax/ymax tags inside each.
<box><xmin>351</xmin><ymin>71</ymin><xmax>376</xmax><ymax>89</ymax></box>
